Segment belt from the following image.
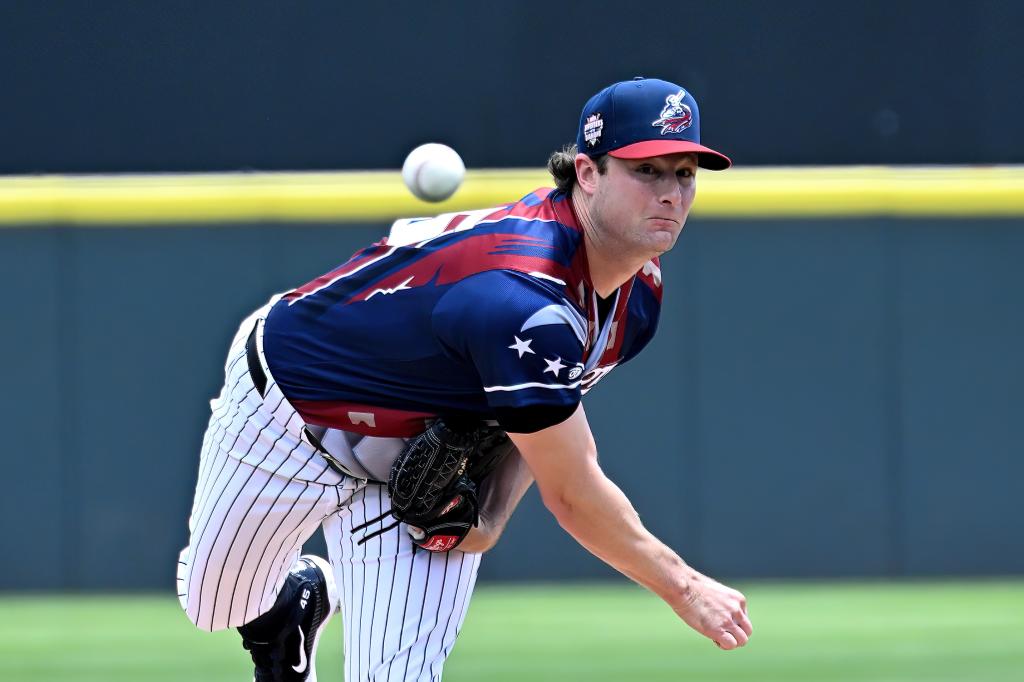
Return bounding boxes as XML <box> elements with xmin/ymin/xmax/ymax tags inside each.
<box><xmin>245</xmin><ymin>323</ymin><xmax>268</xmax><ymax>398</ymax></box>
<box><xmin>245</xmin><ymin>320</ymin><xmax>370</xmax><ymax>483</ymax></box>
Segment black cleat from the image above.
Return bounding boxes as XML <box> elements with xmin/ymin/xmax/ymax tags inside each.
<box><xmin>238</xmin><ymin>555</ymin><xmax>339</xmax><ymax>682</ymax></box>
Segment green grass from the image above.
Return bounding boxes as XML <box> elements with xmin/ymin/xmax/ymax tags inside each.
<box><xmin>1</xmin><ymin>580</ymin><xmax>1022</xmax><ymax>682</ymax></box>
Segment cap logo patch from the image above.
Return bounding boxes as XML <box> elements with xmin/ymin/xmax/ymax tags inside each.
<box><xmin>651</xmin><ymin>89</ymin><xmax>693</xmax><ymax>135</ymax></box>
<box><xmin>583</xmin><ymin>113</ymin><xmax>604</xmax><ymax>147</ymax></box>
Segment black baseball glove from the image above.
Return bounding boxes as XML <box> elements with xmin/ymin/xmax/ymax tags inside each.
<box><xmin>353</xmin><ymin>419</ymin><xmax>510</xmax><ymax>551</ymax></box>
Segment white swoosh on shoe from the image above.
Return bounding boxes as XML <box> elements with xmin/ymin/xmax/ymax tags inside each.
<box><xmin>292</xmin><ymin>627</ymin><xmax>308</xmax><ymax>673</ymax></box>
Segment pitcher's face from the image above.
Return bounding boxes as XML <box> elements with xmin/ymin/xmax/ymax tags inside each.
<box><xmin>589</xmin><ymin>152</ymin><xmax>698</xmax><ymax>257</ymax></box>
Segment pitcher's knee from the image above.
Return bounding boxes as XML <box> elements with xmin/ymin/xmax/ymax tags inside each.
<box><xmin>176</xmin><ymin>553</ymin><xmax>230</xmax><ymax>632</ymax></box>
<box><xmin>177</xmin><ymin>554</ymin><xmax>281</xmax><ymax>631</ymax></box>
<box><xmin>179</xmin><ymin>591</ymin><xmax>213</xmax><ymax>631</ymax></box>
<box><xmin>176</xmin><ymin>571</ymin><xmax>210</xmax><ymax>631</ymax></box>
<box><xmin>177</xmin><ymin>580</ymin><xmax>250</xmax><ymax>632</ymax></box>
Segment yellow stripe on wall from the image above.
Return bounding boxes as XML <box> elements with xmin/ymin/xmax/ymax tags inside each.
<box><xmin>1</xmin><ymin>166</ymin><xmax>1022</xmax><ymax>226</ymax></box>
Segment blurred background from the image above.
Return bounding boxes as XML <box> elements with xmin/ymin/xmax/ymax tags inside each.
<box><xmin>2</xmin><ymin>1</ymin><xmax>1022</xmax><ymax>680</ymax></box>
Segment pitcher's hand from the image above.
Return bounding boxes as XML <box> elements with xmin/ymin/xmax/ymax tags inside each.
<box><xmin>674</xmin><ymin>572</ymin><xmax>753</xmax><ymax>650</ymax></box>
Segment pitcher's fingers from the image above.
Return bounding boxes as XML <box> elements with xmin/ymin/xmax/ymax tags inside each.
<box><xmin>737</xmin><ymin>612</ymin><xmax>753</xmax><ymax>637</ymax></box>
<box><xmin>715</xmin><ymin>631</ymin><xmax>739</xmax><ymax>650</ymax></box>
<box><xmin>725</xmin><ymin>623</ymin><xmax>749</xmax><ymax>647</ymax></box>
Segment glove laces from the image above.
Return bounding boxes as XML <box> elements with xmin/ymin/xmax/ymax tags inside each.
<box><xmin>351</xmin><ymin>508</ymin><xmax>399</xmax><ymax>545</ymax></box>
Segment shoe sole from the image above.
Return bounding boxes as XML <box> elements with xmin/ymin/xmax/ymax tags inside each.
<box><xmin>300</xmin><ymin>554</ymin><xmax>339</xmax><ymax>682</ymax></box>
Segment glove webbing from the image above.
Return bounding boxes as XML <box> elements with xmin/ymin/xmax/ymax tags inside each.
<box><xmin>390</xmin><ymin>427</ymin><xmax>471</xmax><ymax>516</ymax></box>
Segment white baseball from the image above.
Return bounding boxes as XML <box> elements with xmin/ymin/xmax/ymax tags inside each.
<box><xmin>401</xmin><ymin>143</ymin><xmax>465</xmax><ymax>202</ymax></box>
<box><xmin>408</xmin><ymin>526</ymin><xmax>426</xmax><ymax>541</ymax></box>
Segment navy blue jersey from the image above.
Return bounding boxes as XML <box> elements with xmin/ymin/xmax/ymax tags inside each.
<box><xmin>263</xmin><ymin>188</ymin><xmax>663</xmax><ymax>436</ymax></box>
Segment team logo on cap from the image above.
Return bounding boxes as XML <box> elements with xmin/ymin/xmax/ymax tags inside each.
<box><xmin>583</xmin><ymin>113</ymin><xmax>604</xmax><ymax>147</ymax></box>
<box><xmin>651</xmin><ymin>90</ymin><xmax>693</xmax><ymax>135</ymax></box>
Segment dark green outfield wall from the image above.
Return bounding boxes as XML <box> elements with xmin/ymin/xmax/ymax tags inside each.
<box><xmin>2</xmin><ymin>219</ymin><xmax>1022</xmax><ymax>589</ymax></box>
<box><xmin>2</xmin><ymin>0</ymin><xmax>1022</xmax><ymax>173</ymax></box>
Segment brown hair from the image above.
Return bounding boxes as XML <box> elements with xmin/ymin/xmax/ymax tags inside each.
<box><xmin>546</xmin><ymin>144</ymin><xmax>609</xmax><ymax>194</ymax></box>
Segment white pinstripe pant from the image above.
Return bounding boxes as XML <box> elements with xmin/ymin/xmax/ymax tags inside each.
<box><xmin>177</xmin><ymin>300</ymin><xmax>482</xmax><ymax>681</ymax></box>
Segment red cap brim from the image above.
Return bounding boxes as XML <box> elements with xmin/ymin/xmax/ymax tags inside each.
<box><xmin>608</xmin><ymin>140</ymin><xmax>732</xmax><ymax>170</ymax></box>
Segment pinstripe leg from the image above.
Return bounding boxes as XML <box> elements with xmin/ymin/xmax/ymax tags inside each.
<box><xmin>177</xmin><ymin>427</ymin><xmax>353</xmax><ymax>631</ymax></box>
<box><xmin>323</xmin><ymin>483</ymin><xmax>482</xmax><ymax>682</ymax></box>
<box><xmin>177</xmin><ymin>304</ymin><xmax>356</xmax><ymax>633</ymax></box>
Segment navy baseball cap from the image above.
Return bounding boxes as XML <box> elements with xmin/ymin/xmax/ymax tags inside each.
<box><xmin>576</xmin><ymin>77</ymin><xmax>731</xmax><ymax>170</ymax></box>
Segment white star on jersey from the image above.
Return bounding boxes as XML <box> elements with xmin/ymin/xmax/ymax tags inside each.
<box><xmin>543</xmin><ymin>356</ymin><xmax>566</xmax><ymax>377</ymax></box>
<box><xmin>508</xmin><ymin>336</ymin><xmax>535</xmax><ymax>358</ymax></box>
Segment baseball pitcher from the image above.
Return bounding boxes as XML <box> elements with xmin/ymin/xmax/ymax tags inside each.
<box><xmin>177</xmin><ymin>76</ymin><xmax>752</xmax><ymax>682</ymax></box>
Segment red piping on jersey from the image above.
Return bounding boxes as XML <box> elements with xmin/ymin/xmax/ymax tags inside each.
<box><xmin>283</xmin><ymin>244</ymin><xmax>393</xmax><ymax>303</ymax></box>
<box><xmin>347</xmin><ymin>232</ymin><xmax>573</xmax><ymax>304</ymax></box>
<box><xmin>444</xmin><ymin>213</ymin><xmax>468</xmax><ymax>232</ymax></box>
<box><xmin>291</xmin><ymin>399</ymin><xmax>436</xmax><ymax>437</ymax></box>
